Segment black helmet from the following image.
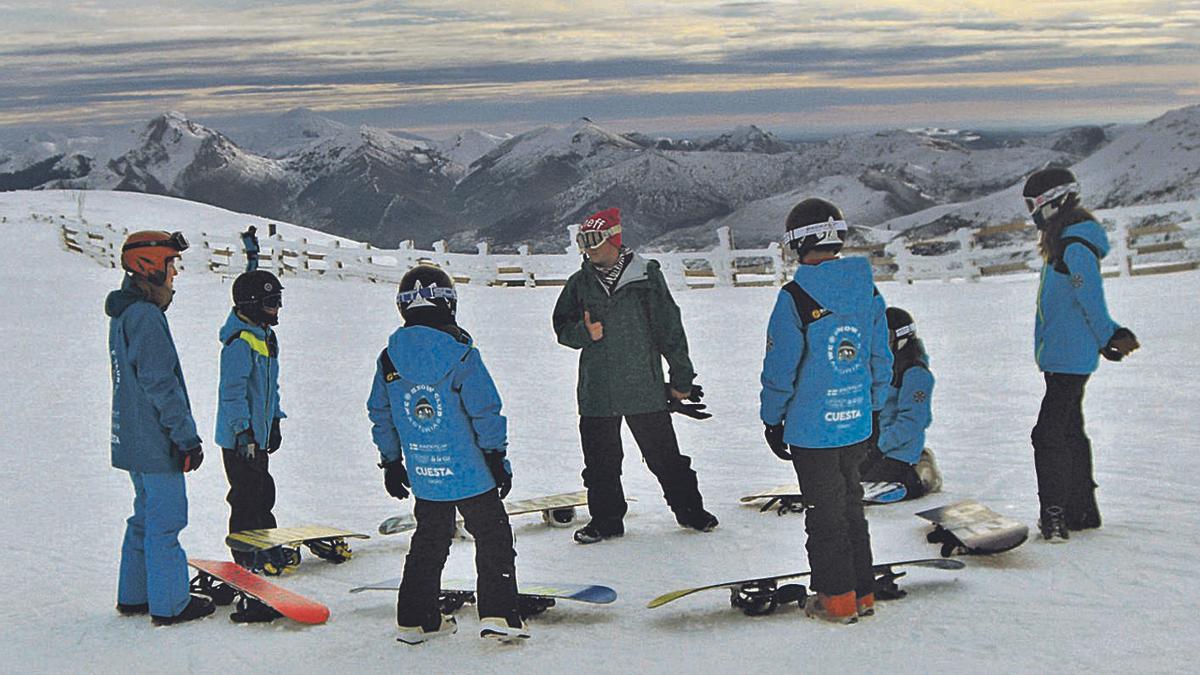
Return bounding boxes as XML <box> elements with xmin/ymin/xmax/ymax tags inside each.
<box><xmin>397</xmin><ymin>264</ymin><xmax>457</xmax><ymax>325</ymax></box>
<box><xmin>886</xmin><ymin>307</ymin><xmax>916</xmax><ymax>351</ymax></box>
<box><xmin>783</xmin><ymin>198</ymin><xmax>847</xmax><ymax>258</ymax></box>
<box><xmin>1022</xmin><ymin>167</ymin><xmax>1080</xmax><ymax>230</ymax></box>
<box><xmin>232</xmin><ymin>270</ymin><xmax>283</xmax><ymax>326</ymax></box>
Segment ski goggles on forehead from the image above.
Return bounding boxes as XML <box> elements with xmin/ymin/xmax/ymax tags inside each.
<box><xmin>576</xmin><ymin>225</ymin><xmax>621</xmax><ymax>250</ymax></box>
<box><xmin>122</xmin><ymin>230</ymin><xmax>190</xmax><ymax>253</ymax></box>
<box><xmin>1024</xmin><ymin>183</ymin><xmax>1079</xmax><ymax>213</ymax></box>
<box><xmin>396</xmin><ymin>284</ymin><xmax>457</xmax><ymax>305</ymax></box>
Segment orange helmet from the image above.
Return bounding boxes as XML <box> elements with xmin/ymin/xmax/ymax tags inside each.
<box><xmin>121</xmin><ymin>230</ymin><xmax>189</xmax><ymax>284</ymax></box>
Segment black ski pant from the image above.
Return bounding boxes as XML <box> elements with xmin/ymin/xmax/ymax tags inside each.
<box><xmin>860</xmin><ymin>453</ymin><xmax>926</xmax><ymax>501</ymax></box>
<box><xmin>579</xmin><ymin>411</ymin><xmax>704</xmax><ymax>532</ymax></box>
<box><xmin>792</xmin><ymin>441</ymin><xmax>875</xmax><ymax>597</ymax></box>
<box><xmin>1031</xmin><ymin>372</ymin><xmax>1097</xmax><ymax>523</ymax></box>
<box><xmin>222</xmin><ymin>448</ymin><xmax>277</xmax><ymax>566</ymax></box>
<box><xmin>396</xmin><ymin>491</ymin><xmax>519</xmax><ymax>630</ymax></box>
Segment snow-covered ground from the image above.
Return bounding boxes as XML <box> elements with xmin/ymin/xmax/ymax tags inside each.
<box><xmin>2</xmin><ymin>191</ymin><xmax>1198</xmax><ymax>673</ymax></box>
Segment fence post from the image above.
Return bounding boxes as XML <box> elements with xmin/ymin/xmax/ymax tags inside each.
<box><xmin>1112</xmin><ymin>216</ymin><xmax>1132</xmax><ymax>276</ymax></box>
<box><xmin>712</xmin><ymin>226</ymin><xmax>735</xmax><ymax>286</ymax></box>
<box><xmin>769</xmin><ymin>242</ymin><xmax>787</xmax><ymax>285</ymax></box>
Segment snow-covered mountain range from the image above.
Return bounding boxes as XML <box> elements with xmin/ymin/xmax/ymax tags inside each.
<box><xmin>2</xmin><ymin>105</ymin><xmax>1197</xmax><ymax>251</ymax></box>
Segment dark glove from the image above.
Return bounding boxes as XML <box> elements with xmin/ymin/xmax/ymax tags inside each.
<box><xmin>267</xmin><ymin>418</ymin><xmax>282</xmax><ymax>453</ymax></box>
<box><xmin>764</xmin><ymin>423</ymin><xmax>790</xmax><ymax>461</ymax></box>
<box><xmin>666</xmin><ymin>383</ymin><xmax>711</xmax><ymax>420</ymax></box>
<box><xmin>381</xmin><ymin>458</ymin><xmax>410</xmax><ymax>500</ymax></box>
<box><xmin>234</xmin><ymin>429</ymin><xmax>258</xmax><ymax>461</ymax></box>
<box><xmin>1101</xmin><ymin>327</ymin><xmax>1140</xmax><ymax>362</ymax></box>
<box><xmin>179</xmin><ymin>444</ymin><xmax>204</xmax><ymax>472</ymax></box>
<box><xmin>484</xmin><ymin>451</ymin><xmax>512</xmax><ymax>499</ymax></box>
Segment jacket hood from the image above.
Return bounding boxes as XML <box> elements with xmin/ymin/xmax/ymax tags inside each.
<box><xmin>791</xmin><ymin>257</ymin><xmax>875</xmax><ymax>314</ymax></box>
<box><xmin>1061</xmin><ymin>220</ymin><xmax>1111</xmax><ymax>258</ymax></box>
<box><xmin>387</xmin><ymin>325</ymin><xmax>472</xmax><ymax>384</ymax></box>
<box><xmin>219</xmin><ymin>309</ymin><xmax>268</xmax><ymax>343</ymax></box>
<box><xmin>105</xmin><ymin>276</ymin><xmax>149</xmax><ymax>318</ymax></box>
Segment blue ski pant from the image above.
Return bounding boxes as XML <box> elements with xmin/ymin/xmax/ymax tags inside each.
<box><xmin>118</xmin><ymin>471</ymin><xmax>191</xmax><ymax>617</ymax></box>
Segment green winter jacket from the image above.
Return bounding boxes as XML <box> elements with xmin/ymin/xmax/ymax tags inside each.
<box><xmin>553</xmin><ymin>254</ymin><xmax>696</xmax><ymax>417</ymax></box>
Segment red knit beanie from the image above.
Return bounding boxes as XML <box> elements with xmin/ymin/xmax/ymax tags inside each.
<box><xmin>580</xmin><ymin>207</ymin><xmax>622</xmax><ymax>248</ymax></box>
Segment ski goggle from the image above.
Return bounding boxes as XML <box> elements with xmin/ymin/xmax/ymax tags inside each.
<box><xmin>122</xmin><ymin>231</ymin><xmax>189</xmax><ymax>253</ymax></box>
<box><xmin>782</xmin><ymin>218</ymin><xmax>848</xmax><ymax>248</ymax></box>
<box><xmin>396</xmin><ymin>284</ymin><xmax>457</xmax><ymax>306</ymax></box>
<box><xmin>576</xmin><ymin>225</ymin><xmax>621</xmax><ymax>250</ymax></box>
<box><xmin>1024</xmin><ymin>183</ymin><xmax>1079</xmax><ymax>214</ymax></box>
<box><xmin>261</xmin><ymin>293</ymin><xmax>283</xmax><ymax>309</ymax></box>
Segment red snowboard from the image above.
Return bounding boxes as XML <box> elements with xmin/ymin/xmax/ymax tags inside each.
<box><xmin>188</xmin><ymin>558</ymin><xmax>329</xmax><ymax>624</ymax></box>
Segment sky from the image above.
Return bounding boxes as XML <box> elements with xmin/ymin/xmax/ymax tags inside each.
<box><xmin>1</xmin><ymin>0</ymin><xmax>1198</xmax><ymax>140</ymax></box>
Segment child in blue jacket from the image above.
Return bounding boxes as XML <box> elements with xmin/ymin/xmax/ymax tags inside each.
<box><xmin>1023</xmin><ymin>168</ymin><xmax>1139</xmax><ymax>541</ymax></box>
<box><xmin>216</xmin><ymin>270</ymin><xmax>303</xmax><ymax>575</ymax></box>
<box><xmin>759</xmin><ymin>198</ymin><xmax>892</xmax><ymax>623</ymax></box>
<box><xmin>367</xmin><ymin>264</ymin><xmax>526</xmax><ymax>644</ymax></box>
<box><xmin>860</xmin><ymin>307</ymin><xmax>941</xmax><ymax>500</ymax></box>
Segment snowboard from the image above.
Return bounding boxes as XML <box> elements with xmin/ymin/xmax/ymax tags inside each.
<box><xmin>647</xmin><ymin>557</ymin><xmax>965</xmax><ymax>615</ymax></box>
<box><xmin>379</xmin><ymin>490</ymin><xmax>626</xmax><ymax>535</ymax></box>
<box><xmin>225</xmin><ymin>525</ymin><xmax>370</xmax><ymax>564</ymax></box>
<box><xmin>187</xmin><ymin>558</ymin><xmax>330</xmax><ymax>624</ymax></box>
<box><xmin>740</xmin><ymin>481</ymin><xmax>907</xmax><ymax>514</ymax></box>
<box><xmin>350</xmin><ymin>577</ymin><xmax>617</xmax><ymax>617</ymax></box>
<box><xmin>917</xmin><ymin>500</ymin><xmax>1030</xmax><ymax>556</ymax></box>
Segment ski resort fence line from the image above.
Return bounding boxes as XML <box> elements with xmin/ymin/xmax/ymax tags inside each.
<box><xmin>56</xmin><ymin>199</ymin><xmax>1200</xmax><ymax>289</ymax></box>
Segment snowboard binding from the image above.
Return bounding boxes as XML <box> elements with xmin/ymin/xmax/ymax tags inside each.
<box><xmin>729</xmin><ymin>580</ymin><xmax>807</xmax><ymax>616</ymax></box>
<box><xmin>542</xmin><ymin>507</ymin><xmax>578</xmax><ymax>528</ymax></box>
<box><xmin>926</xmin><ymin>526</ymin><xmax>969</xmax><ymax>557</ymax></box>
<box><xmin>438</xmin><ymin>590</ymin><xmax>476</xmax><ymax>614</ymax></box>
<box><xmin>872</xmin><ymin>565</ymin><xmax>909</xmax><ymax>600</ymax></box>
<box><xmin>190</xmin><ymin>571</ymin><xmax>237</xmax><ymax>606</ymax></box>
<box><xmin>760</xmin><ymin>496</ymin><xmax>806</xmax><ymax>516</ymax></box>
<box><xmin>256</xmin><ymin>546</ymin><xmax>302</xmax><ymax>576</ymax></box>
<box><xmin>306</xmin><ymin>537</ymin><xmax>353</xmax><ymax>563</ymax></box>
<box><xmin>518</xmin><ymin>595</ymin><xmax>556</xmax><ymax>618</ymax></box>
<box><xmin>230</xmin><ymin>593</ymin><xmax>284</xmax><ymax>623</ymax></box>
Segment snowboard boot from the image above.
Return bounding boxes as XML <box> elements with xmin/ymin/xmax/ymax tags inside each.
<box><xmin>396</xmin><ymin>614</ymin><xmax>458</xmax><ymax>645</ymax></box>
<box><xmin>307</xmin><ymin>538</ymin><xmax>353</xmax><ymax>563</ymax></box>
<box><xmin>479</xmin><ymin>616</ymin><xmax>531</xmax><ymax>643</ymax></box>
<box><xmin>151</xmin><ymin>594</ymin><xmax>216</xmax><ymax>626</ymax></box>
<box><xmin>116</xmin><ymin>602</ymin><xmax>149</xmax><ymax>616</ymax></box>
<box><xmin>676</xmin><ymin>508</ymin><xmax>719</xmax><ymax>533</ymax></box>
<box><xmin>1038</xmin><ymin>506</ymin><xmax>1070</xmax><ymax>542</ymax></box>
<box><xmin>573</xmin><ymin>522</ymin><xmax>624</xmax><ymax>545</ymax></box>
<box><xmin>856</xmin><ymin>592</ymin><xmax>876</xmax><ymax>618</ymax></box>
<box><xmin>915</xmin><ymin>448</ymin><xmax>943</xmax><ymax>494</ymax></box>
<box><xmin>805</xmin><ymin>591</ymin><xmax>858</xmax><ymax>625</ymax></box>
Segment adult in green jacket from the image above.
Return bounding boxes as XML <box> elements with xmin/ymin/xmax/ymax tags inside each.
<box><xmin>552</xmin><ymin>207</ymin><xmax>717</xmax><ymax>544</ymax></box>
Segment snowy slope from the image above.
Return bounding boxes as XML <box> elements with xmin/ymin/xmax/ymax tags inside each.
<box><xmin>3</xmin><ymin>190</ymin><xmax>1200</xmax><ymax>673</ymax></box>
<box><xmin>435</xmin><ymin>129</ymin><xmax>511</xmax><ymax>169</ymax></box>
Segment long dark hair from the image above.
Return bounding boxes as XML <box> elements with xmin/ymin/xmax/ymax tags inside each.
<box><xmin>1038</xmin><ymin>201</ymin><xmax>1097</xmax><ymax>261</ymax></box>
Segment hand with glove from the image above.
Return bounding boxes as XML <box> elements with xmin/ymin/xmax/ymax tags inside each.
<box><xmin>380</xmin><ymin>458</ymin><xmax>410</xmax><ymax>500</ymax></box>
<box><xmin>234</xmin><ymin>429</ymin><xmax>258</xmax><ymax>461</ymax></box>
<box><xmin>1101</xmin><ymin>327</ymin><xmax>1140</xmax><ymax>362</ymax></box>
<box><xmin>484</xmin><ymin>451</ymin><xmax>512</xmax><ymax>499</ymax></box>
<box><xmin>267</xmin><ymin>418</ymin><xmax>282</xmax><ymax>453</ymax></box>
<box><xmin>178</xmin><ymin>444</ymin><xmax>204</xmax><ymax>472</ymax></box>
<box><xmin>666</xmin><ymin>383</ymin><xmax>711</xmax><ymax>420</ymax></box>
<box><xmin>764</xmin><ymin>423</ymin><xmax>790</xmax><ymax>461</ymax></box>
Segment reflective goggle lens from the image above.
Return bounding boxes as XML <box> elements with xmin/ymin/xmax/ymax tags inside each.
<box><xmin>262</xmin><ymin>293</ymin><xmax>282</xmax><ymax>309</ymax></box>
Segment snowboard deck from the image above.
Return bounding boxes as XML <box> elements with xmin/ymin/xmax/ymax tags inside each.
<box><xmin>647</xmin><ymin>557</ymin><xmax>965</xmax><ymax>611</ymax></box>
<box><xmin>741</xmin><ymin>481</ymin><xmax>907</xmax><ymax>513</ymax></box>
<box><xmin>379</xmin><ymin>490</ymin><xmax>635</xmax><ymax>535</ymax></box>
<box><xmin>187</xmin><ymin>558</ymin><xmax>329</xmax><ymax>624</ymax></box>
<box><xmin>917</xmin><ymin>500</ymin><xmax>1030</xmax><ymax>555</ymax></box>
<box><xmin>225</xmin><ymin>525</ymin><xmax>370</xmax><ymax>553</ymax></box>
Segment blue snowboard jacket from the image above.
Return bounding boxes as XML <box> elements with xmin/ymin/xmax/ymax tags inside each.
<box><xmin>215</xmin><ymin>310</ymin><xmax>286</xmax><ymax>450</ymax></box>
<box><xmin>367</xmin><ymin>325</ymin><xmax>509</xmax><ymax>501</ymax></box>
<box><xmin>760</xmin><ymin>257</ymin><xmax>893</xmax><ymax>449</ymax></box>
<box><xmin>106</xmin><ymin>277</ymin><xmax>201</xmax><ymax>473</ymax></box>
<box><xmin>878</xmin><ymin>350</ymin><xmax>934</xmax><ymax>466</ymax></box>
<box><xmin>1035</xmin><ymin>220</ymin><xmax>1120</xmax><ymax>375</ymax></box>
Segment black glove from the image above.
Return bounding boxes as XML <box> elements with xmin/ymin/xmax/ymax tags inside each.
<box><xmin>1101</xmin><ymin>327</ymin><xmax>1140</xmax><ymax>362</ymax></box>
<box><xmin>267</xmin><ymin>418</ymin><xmax>282</xmax><ymax>453</ymax></box>
<box><xmin>178</xmin><ymin>444</ymin><xmax>204</xmax><ymax>472</ymax></box>
<box><xmin>381</xmin><ymin>458</ymin><xmax>410</xmax><ymax>500</ymax></box>
<box><xmin>666</xmin><ymin>383</ymin><xmax>711</xmax><ymax>420</ymax></box>
<box><xmin>764</xmin><ymin>423</ymin><xmax>790</xmax><ymax>461</ymax></box>
<box><xmin>234</xmin><ymin>429</ymin><xmax>258</xmax><ymax>461</ymax></box>
<box><xmin>484</xmin><ymin>451</ymin><xmax>512</xmax><ymax>499</ymax></box>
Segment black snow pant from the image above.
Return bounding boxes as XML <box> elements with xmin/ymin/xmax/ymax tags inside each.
<box><xmin>860</xmin><ymin>454</ymin><xmax>926</xmax><ymax>501</ymax></box>
<box><xmin>579</xmin><ymin>411</ymin><xmax>704</xmax><ymax>533</ymax></box>
<box><xmin>1031</xmin><ymin>372</ymin><xmax>1098</xmax><ymax>525</ymax></box>
<box><xmin>792</xmin><ymin>442</ymin><xmax>875</xmax><ymax>597</ymax></box>
<box><xmin>396</xmin><ymin>491</ymin><xmax>519</xmax><ymax>630</ymax></box>
<box><xmin>222</xmin><ymin>448</ymin><xmax>277</xmax><ymax>566</ymax></box>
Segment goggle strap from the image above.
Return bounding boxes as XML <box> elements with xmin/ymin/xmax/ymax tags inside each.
<box><xmin>783</xmin><ymin>219</ymin><xmax>848</xmax><ymax>245</ymax></box>
<box><xmin>893</xmin><ymin>324</ymin><xmax>915</xmax><ymax>339</ymax></box>
<box><xmin>1027</xmin><ymin>182</ymin><xmax>1080</xmax><ymax>212</ymax></box>
<box><xmin>397</xmin><ymin>285</ymin><xmax>457</xmax><ymax>305</ymax></box>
